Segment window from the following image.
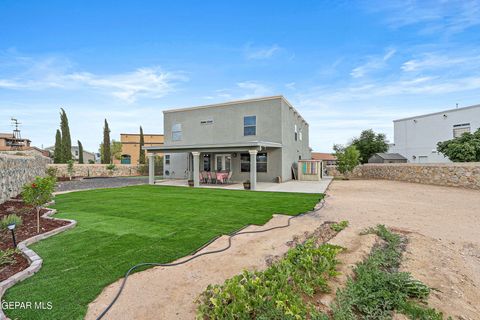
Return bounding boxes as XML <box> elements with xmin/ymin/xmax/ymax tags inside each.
<box><xmin>244</xmin><ymin>116</ymin><xmax>256</xmax><ymax>136</ymax></box>
<box><xmin>299</xmin><ymin>130</ymin><xmax>303</xmax><ymax>141</ymax></box>
<box><xmin>240</xmin><ymin>152</ymin><xmax>267</xmax><ymax>172</ymax></box>
<box><xmin>294</xmin><ymin>124</ymin><xmax>298</xmax><ymax>141</ymax></box>
<box><xmin>165</xmin><ymin>155</ymin><xmax>170</xmax><ymax>165</ymax></box>
<box><xmin>203</xmin><ymin>154</ymin><xmax>211</xmax><ymax>171</ymax></box>
<box><xmin>172</xmin><ymin>123</ymin><xmax>182</xmax><ymax>141</ymax></box>
<box><xmin>453</xmin><ymin>123</ymin><xmax>470</xmax><ymax>138</ymax></box>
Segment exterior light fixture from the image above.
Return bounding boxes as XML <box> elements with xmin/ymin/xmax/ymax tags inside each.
<box><xmin>7</xmin><ymin>223</ymin><xmax>17</xmax><ymax>248</ymax></box>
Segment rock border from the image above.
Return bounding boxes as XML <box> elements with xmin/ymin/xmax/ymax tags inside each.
<box><xmin>0</xmin><ymin>201</ymin><xmax>77</xmax><ymax>320</ymax></box>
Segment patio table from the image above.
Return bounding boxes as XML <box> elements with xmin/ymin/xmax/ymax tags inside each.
<box><xmin>216</xmin><ymin>172</ymin><xmax>228</xmax><ymax>183</ymax></box>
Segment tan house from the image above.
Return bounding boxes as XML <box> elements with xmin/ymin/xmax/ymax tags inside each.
<box><xmin>311</xmin><ymin>152</ymin><xmax>337</xmax><ymax>165</ymax></box>
<box><xmin>115</xmin><ymin>133</ymin><xmax>164</xmax><ymax>165</ymax></box>
<box><xmin>0</xmin><ymin>133</ymin><xmax>31</xmax><ymax>149</ymax></box>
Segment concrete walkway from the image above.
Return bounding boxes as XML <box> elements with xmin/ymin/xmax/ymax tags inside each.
<box><xmin>155</xmin><ymin>177</ymin><xmax>332</xmax><ymax>194</ymax></box>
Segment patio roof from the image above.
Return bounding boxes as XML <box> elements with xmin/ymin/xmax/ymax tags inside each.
<box><xmin>143</xmin><ymin>141</ymin><xmax>282</xmax><ymax>153</ymax></box>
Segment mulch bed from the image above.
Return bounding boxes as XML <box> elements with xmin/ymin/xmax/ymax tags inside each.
<box><xmin>0</xmin><ymin>199</ymin><xmax>69</xmax><ymax>282</ymax></box>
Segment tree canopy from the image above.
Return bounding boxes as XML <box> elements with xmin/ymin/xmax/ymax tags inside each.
<box><xmin>437</xmin><ymin>129</ymin><xmax>480</xmax><ymax>162</ymax></box>
<box><xmin>78</xmin><ymin>140</ymin><xmax>84</xmax><ymax>164</ymax></box>
<box><xmin>334</xmin><ymin>144</ymin><xmax>360</xmax><ymax>176</ymax></box>
<box><xmin>351</xmin><ymin>129</ymin><xmax>389</xmax><ymax>164</ymax></box>
<box><xmin>101</xmin><ymin>119</ymin><xmax>111</xmax><ymax>164</ymax></box>
<box><xmin>139</xmin><ymin>126</ymin><xmax>145</xmax><ymax>165</ymax></box>
<box><xmin>60</xmin><ymin>108</ymin><xmax>72</xmax><ymax>162</ymax></box>
<box><xmin>53</xmin><ymin>129</ymin><xmax>62</xmax><ymax>163</ymax></box>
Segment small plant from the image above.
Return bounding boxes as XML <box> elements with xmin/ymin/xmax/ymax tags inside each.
<box><xmin>45</xmin><ymin>166</ymin><xmax>58</xmax><ymax>180</ymax></box>
<box><xmin>106</xmin><ymin>163</ymin><xmax>116</xmax><ymax>175</ymax></box>
<box><xmin>243</xmin><ymin>180</ymin><xmax>251</xmax><ymax>190</ymax></box>
<box><xmin>0</xmin><ymin>248</ymin><xmax>17</xmax><ymax>266</ymax></box>
<box><xmin>331</xmin><ymin>220</ymin><xmax>349</xmax><ymax>232</ymax></box>
<box><xmin>331</xmin><ymin>225</ymin><xmax>449</xmax><ymax>319</ymax></box>
<box><xmin>197</xmin><ymin>239</ymin><xmax>343</xmax><ymax>319</ymax></box>
<box><xmin>67</xmin><ymin>160</ymin><xmax>75</xmax><ymax>180</ymax></box>
<box><xmin>0</xmin><ymin>214</ymin><xmax>23</xmax><ymax>230</ymax></box>
<box><xmin>21</xmin><ymin>176</ymin><xmax>55</xmax><ymax>233</ymax></box>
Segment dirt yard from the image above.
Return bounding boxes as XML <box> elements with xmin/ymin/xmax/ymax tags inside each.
<box><xmin>86</xmin><ymin>180</ymin><xmax>480</xmax><ymax>320</ymax></box>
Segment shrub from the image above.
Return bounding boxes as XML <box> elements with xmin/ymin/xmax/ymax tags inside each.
<box><xmin>334</xmin><ymin>145</ymin><xmax>360</xmax><ymax>177</ymax></box>
<box><xmin>106</xmin><ymin>164</ymin><xmax>116</xmax><ymax>171</ymax></box>
<box><xmin>0</xmin><ymin>214</ymin><xmax>23</xmax><ymax>230</ymax></box>
<box><xmin>45</xmin><ymin>166</ymin><xmax>58</xmax><ymax>180</ymax></box>
<box><xmin>0</xmin><ymin>248</ymin><xmax>17</xmax><ymax>266</ymax></box>
<box><xmin>21</xmin><ymin>176</ymin><xmax>55</xmax><ymax>233</ymax></box>
<box><xmin>197</xmin><ymin>240</ymin><xmax>343</xmax><ymax>319</ymax></box>
<box><xmin>67</xmin><ymin>160</ymin><xmax>75</xmax><ymax>180</ymax></box>
<box><xmin>331</xmin><ymin>220</ymin><xmax>349</xmax><ymax>232</ymax></box>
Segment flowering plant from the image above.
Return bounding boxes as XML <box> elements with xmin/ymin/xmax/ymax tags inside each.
<box><xmin>21</xmin><ymin>176</ymin><xmax>55</xmax><ymax>233</ymax></box>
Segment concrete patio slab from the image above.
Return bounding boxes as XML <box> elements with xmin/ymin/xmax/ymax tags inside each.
<box><xmin>154</xmin><ymin>177</ymin><xmax>332</xmax><ymax>194</ymax></box>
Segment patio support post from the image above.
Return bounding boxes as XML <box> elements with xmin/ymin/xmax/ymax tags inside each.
<box><xmin>249</xmin><ymin>149</ymin><xmax>257</xmax><ymax>190</ymax></box>
<box><xmin>148</xmin><ymin>153</ymin><xmax>155</xmax><ymax>185</ymax></box>
<box><xmin>192</xmin><ymin>151</ymin><xmax>200</xmax><ymax>187</ymax></box>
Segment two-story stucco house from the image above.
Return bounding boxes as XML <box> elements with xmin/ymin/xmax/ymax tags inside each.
<box><xmin>144</xmin><ymin>96</ymin><xmax>311</xmax><ymax>190</ymax></box>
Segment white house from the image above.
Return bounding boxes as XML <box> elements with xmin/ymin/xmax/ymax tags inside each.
<box><xmin>389</xmin><ymin>104</ymin><xmax>480</xmax><ymax>163</ymax></box>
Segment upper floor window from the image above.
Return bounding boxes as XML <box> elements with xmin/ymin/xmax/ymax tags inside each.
<box><xmin>172</xmin><ymin>123</ymin><xmax>182</xmax><ymax>141</ymax></box>
<box><xmin>299</xmin><ymin>130</ymin><xmax>303</xmax><ymax>141</ymax></box>
<box><xmin>294</xmin><ymin>124</ymin><xmax>298</xmax><ymax>141</ymax></box>
<box><xmin>453</xmin><ymin>123</ymin><xmax>470</xmax><ymax>138</ymax></box>
<box><xmin>244</xmin><ymin>116</ymin><xmax>256</xmax><ymax>136</ymax></box>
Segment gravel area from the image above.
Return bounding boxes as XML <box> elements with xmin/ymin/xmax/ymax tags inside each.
<box><xmin>55</xmin><ymin>177</ymin><xmax>150</xmax><ymax>193</ymax></box>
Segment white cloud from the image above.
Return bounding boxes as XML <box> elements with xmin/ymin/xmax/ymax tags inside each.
<box><xmin>350</xmin><ymin>48</ymin><xmax>396</xmax><ymax>78</ymax></box>
<box><xmin>244</xmin><ymin>44</ymin><xmax>281</xmax><ymax>60</ymax></box>
<box><xmin>368</xmin><ymin>0</ymin><xmax>480</xmax><ymax>35</ymax></box>
<box><xmin>402</xmin><ymin>52</ymin><xmax>480</xmax><ymax>72</ymax></box>
<box><xmin>0</xmin><ymin>53</ymin><xmax>187</xmax><ymax>102</ymax></box>
<box><xmin>237</xmin><ymin>81</ymin><xmax>272</xmax><ymax>98</ymax></box>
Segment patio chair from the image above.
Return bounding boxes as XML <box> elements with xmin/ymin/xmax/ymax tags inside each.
<box><xmin>201</xmin><ymin>171</ymin><xmax>208</xmax><ymax>183</ymax></box>
<box><xmin>226</xmin><ymin>171</ymin><xmax>233</xmax><ymax>184</ymax></box>
<box><xmin>209</xmin><ymin>171</ymin><xmax>216</xmax><ymax>184</ymax></box>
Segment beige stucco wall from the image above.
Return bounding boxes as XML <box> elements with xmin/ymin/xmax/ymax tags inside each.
<box><xmin>327</xmin><ymin>163</ymin><xmax>480</xmax><ymax>190</ymax></box>
<box><xmin>114</xmin><ymin>134</ymin><xmax>164</xmax><ymax>165</ymax></box>
<box><xmin>49</xmin><ymin>164</ymin><xmax>142</xmax><ymax>177</ymax></box>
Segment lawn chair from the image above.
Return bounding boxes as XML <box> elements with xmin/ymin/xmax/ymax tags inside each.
<box><xmin>209</xmin><ymin>171</ymin><xmax>216</xmax><ymax>184</ymax></box>
<box><xmin>201</xmin><ymin>171</ymin><xmax>208</xmax><ymax>183</ymax></box>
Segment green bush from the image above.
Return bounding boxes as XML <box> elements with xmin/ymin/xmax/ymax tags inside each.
<box><xmin>0</xmin><ymin>248</ymin><xmax>17</xmax><ymax>266</ymax></box>
<box><xmin>45</xmin><ymin>167</ymin><xmax>58</xmax><ymax>181</ymax></box>
<box><xmin>0</xmin><ymin>214</ymin><xmax>23</xmax><ymax>230</ymax></box>
<box><xmin>331</xmin><ymin>220</ymin><xmax>349</xmax><ymax>232</ymax></box>
<box><xmin>197</xmin><ymin>240</ymin><xmax>343</xmax><ymax>319</ymax></box>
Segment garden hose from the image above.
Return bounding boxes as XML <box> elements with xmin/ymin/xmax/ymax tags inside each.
<box><xmin>95</xmin><ymin>199</ymin><xmax>326</xmax><ymax>320</ymax></box>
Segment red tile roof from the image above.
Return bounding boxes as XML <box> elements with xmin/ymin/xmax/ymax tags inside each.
<box><xmin>311</xmin><ymin>152</ymin><xmax>337</xmax><ymax>161</ymax></box>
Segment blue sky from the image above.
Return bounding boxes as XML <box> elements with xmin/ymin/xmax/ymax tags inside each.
<box><xmin>1</xmin><ymin>0</ymin><xmax>480</xmax><ymax>152</ymax></box>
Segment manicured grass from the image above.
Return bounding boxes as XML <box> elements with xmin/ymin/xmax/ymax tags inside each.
<box><xmin>4</xmin><ymin>185</ymin><xmax>321</xmax><ymax>320</ymax></box>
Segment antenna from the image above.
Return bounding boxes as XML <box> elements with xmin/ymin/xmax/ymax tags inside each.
<box><xmin>10</xmin><ymin>117</ymin><xmax>24</xmax><ymax>150</ymax></box>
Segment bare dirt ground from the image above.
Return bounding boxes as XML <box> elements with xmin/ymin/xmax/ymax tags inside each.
<box><xmin>321</xmin><ymin>180</ymin><xmax>480</xmax><ymax>319</ymax></box>
<box><xmin>86</xmin><ymin>180</ymin><xmax>480</xmax><ymax>320</ymax></box>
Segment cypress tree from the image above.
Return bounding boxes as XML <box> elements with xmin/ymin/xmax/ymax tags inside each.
<box><xmin>102</xmin><ymin>119</ymin><xmax>111</xmax><ymax>164</ymax></box>
<box><xmin>78</xmin><ymin>140</ymin><xmax>84</xmax><ymax>164</ymax></box>
<box><xmin>60</xmin><ymin>108</ymin><xmax>72</xmax><ymax>162</ymax></box>
<box><xmin>139</xmin><ymin>126</ymin><xmax>145</xmax><ymax>164</ymax></box>
<box><xmin>54</xmin><ymin>129</ymin><xmax>62</xmax><ymax>163</ymax></box>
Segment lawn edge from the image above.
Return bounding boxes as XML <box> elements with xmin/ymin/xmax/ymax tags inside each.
<box><xmin>0</xmin><ymin>201</ymin><xmax>77</xmax><ymax>320</ymax></box>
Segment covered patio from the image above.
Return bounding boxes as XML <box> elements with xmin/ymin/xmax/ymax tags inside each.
<box><xmin>143</xmin><ymin>141</ymin><xmax>283</xmax><ymax>190</ymax></box>
<box><xmin>153</xmin><ymin>177</ymin><xmax>332</xmax><ymax>194</ymax></box>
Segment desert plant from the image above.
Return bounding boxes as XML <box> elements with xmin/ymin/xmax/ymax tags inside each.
<box><xmin>0</xmin><ymin>214</ymin><xmax>23</xmax><ymax>230</ymax></box>
<box><xmin>21</xmin><ymin>176</ymin><xmax>55</xmax><ymax>233</ymax></box>
<box><xmin>106</xmin><ymin>163</ymin><xmax>116</xmax><ymax>175</ymax></box>
<box><xmin>0</xmin><ymin>248</ymin><xmax>17</xmax><ymax>266</ymax></box>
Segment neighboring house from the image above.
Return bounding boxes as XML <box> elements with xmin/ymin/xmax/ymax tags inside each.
<box><xmin>389</xmin><ymin>104</ymin><xmax>480</xmax><ymax>163</ymax></box>
<box><xmin>144</xmin><ymin>96</ymin><xmax>311</xmax><ymax>189</ymax></box>
<box><xmin>368</xmin><ymin>153</ymin><xmax>407</xmax><ymax>163</ymax></box>
<box><xmin>0</xmin><ymin>133</ymin><xmax>31</xmax><ymax>149</ymax></box>
<box><xmin>311</xmin><ymin>152</ymin><xmax>337</xmax><ymax>165</ymax></box>
<box><xmin>113</xmin><ymin>133</ymin><xmax>164</xmax><ymax>165</ymax></box>
<box><xmin>45</xmin><ymin>145</ymin><xmax>96</xmax><ymax>163</ymax></box>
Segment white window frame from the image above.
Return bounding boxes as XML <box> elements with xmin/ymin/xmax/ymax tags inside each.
<box><xmin>215</xmin><ymin>154</ymin><xmax>231</xmax><ymax>171</ymax></box>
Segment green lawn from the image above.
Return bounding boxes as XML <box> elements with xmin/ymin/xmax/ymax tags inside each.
<box><xmin>4</xmin><ymin>185</ymin><xmax>321</xmax><ymax>320</ymax></box>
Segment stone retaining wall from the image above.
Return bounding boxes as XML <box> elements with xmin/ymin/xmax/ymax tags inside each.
<box><xmin>48</xmin><ymin>163</ymin><xmax>143</xmax><ymax>178</ymax></box>
<box><xmin>0</xmin><ymin>154</ymin><xmax>51</xmax><ymax>204</ymax></box>
<box><xmin>328</xmin><ymin>163</ymin><xmax>480</xmax><ymax>190</ymax></box>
